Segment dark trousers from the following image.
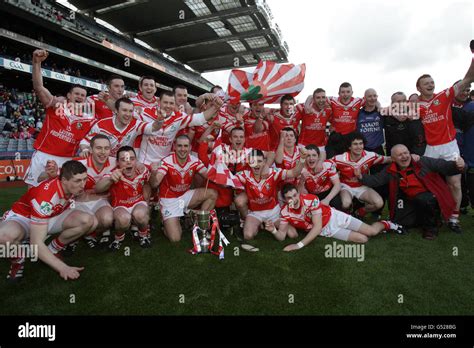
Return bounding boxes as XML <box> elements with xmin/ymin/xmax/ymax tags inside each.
<box><xmin>465</xmin><ymin>169</ymin><xmax>474</xmax><ymax>208</ymax></box>
<box><xmin>367</xmin><ymin>145</ymin><xmax>387</xmax><ymax>214</ymax></box>
<box><xmin>411</xmin><ymin>192</ymin><xmax>440</xmax><ymax>230</ymax></box>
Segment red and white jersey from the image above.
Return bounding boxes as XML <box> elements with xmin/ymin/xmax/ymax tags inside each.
<box><xmin>11</xmin><ymin>178</ymin><xmax>73</xmax><ymax>224</ymax></box>
<box><xmin>328</xmin><ymin>97</ymin><xmax>364</xmax><ymax>135</ymax></box>
<box><xmin>87</xmin><ymin>94</ymin><xmax>114</xmax><ymax>120</ymax></box>
<box><xmin>243</xmin><ymin>111</ymin><xmax>271</xmax><ymax>151</ymax></box>
<box><xmin>280</xmin><ymin>194</ymin><xmax>332</xmax><ymax>231</ymax></box>
<box><xmin>82</xmin><ymin>116</ymin><xmax>153</xmax><ymax>156</ymax></box>
<box><xmin>76</xmin><ymin>155</ymin><xmax>117</xmax><ymax>192</ymax></box>
<box><xmin>269</xmin><ymin>111</ymin><xmax>301</xmax><ymax>151</ymax></box>
<box><xmin>418</xmin><ymin>86</ymin><xmax>456</xmax><ymax>146</ymax></box>
<box><xmin>333</xmin><ymin>150</ymin><xmax>384</xmax><ymax>188</ymax></box>
<box><xmin>300</xmin><ymin>160</ymin><xmax>338</xmax><ymax>194</ymax></box>
<box><xmin>131</xmin><ymin>93</ymin><xmax>159</xmax><ymax>150</ymax></box>
<box><xmin>296</xmin><ymin>104</ymin><xmax>332</xmax><ymax>146</ymax></box>
<box><xmin>276</xmin><ymin>146</ymin><xmax>301</xmax><ymax>186</ymax></box>
<box><xmin>34</xmin><ymin>106</ymin><xmax>96</xmax><ymax>157</ymax></box>
<box><xmin>217</xmin><ymin>105</ymin><xmax>242</xmax><ymax>144</ymax></box>
<box><xmin>139</xmin><ymin>111</ymin><xmax>206</xmax><ymax>165</ymax></box>
<box><xmin>218</xmin><ymin>145</ymin><xmax>252</xmax><ymax>174</ymax></box>
<box><xmin>105</xmin><ymin>166</ymin><xmax>151</xmax><ymax>208</ymax></box>
<box><xmin>131</xmin><ymin>94</ymin><xmax>159</xmax><ymax>123</ymax></box>
<box><xmin>158</xmin><ymin>153</ymin><xmax>206</xmax><ymax>199</ymax></box>
<box><xmin>236</xmin><ymin>168</ymin><xmax>287</xmax><ymax>211</ymax></box>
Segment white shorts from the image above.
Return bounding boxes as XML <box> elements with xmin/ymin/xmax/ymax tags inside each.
<box><xmin>340</xmin><ymin>184</ymin><xmax>370</xmax><ymax>200</ymax></box>
<box><xmin>160</xmin><ymin>190</ymin><xmax>195</xmax><ymax>221</ymax></box>
<box><xmin>321</xmin><ymin>208</ymin><xmax>363</xmax><ymax>241</ymax></box>
<box><xmin>24</xmin><ymin>150</ymin><xmax>72</xmax><ymax>187</ymax></box>
<box><xmin>113</xmin><ymin>201</ymin><xmax>148</xmax><ymax>215</ymax></box>
<box><xmin>248</xmin><ymin>205</ymin><xmax>281</xmax><ymax>223</ymax></box>
<box><xmin>74</xmin><ymin>199</ymin><xmax>111</xmax><ymax>214</ymax></box>
<box><xmin>424</xmin><ymin>139</ymin><xmax>460</xmax><ymax>161</ymax></box>
<box><xmin>3</xmin><ymin>209</ymin><xmax>76</xmax><ymax>238</ymax></box>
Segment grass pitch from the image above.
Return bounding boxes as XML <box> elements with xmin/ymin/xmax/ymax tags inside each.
<box><xmin>0</xmin><ymin>185</ymin><xmax>473</xmax><ymax>315</ymax></box>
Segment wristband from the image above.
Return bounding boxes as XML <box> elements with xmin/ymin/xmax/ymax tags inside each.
<box><xmin>296</xmin><ymin>241</ymin><xmax>305</xmax><ymax>249</ymax></box>
<box><xmin>271</xmin><ymin>227</ymin><xmax>278</xmax><ymax>235</ymax></box>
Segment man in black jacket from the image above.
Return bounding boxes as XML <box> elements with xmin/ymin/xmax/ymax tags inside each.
<box><xmin>355</xmin><ymin>144</ymin><xmax>465</xmax><ymax>240</ymax></box>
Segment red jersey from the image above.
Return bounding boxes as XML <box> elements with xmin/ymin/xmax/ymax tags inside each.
<box><xmin>300</xmin><ymin>160</ymin><xmax>338</xmax><ymax>194</ymax></box>
<box><xmin>217</xmin><ymin>104</ymin><xmax>242</xmax><ymax>144</ymax></box>
<box><xmin>418</xmin><ymin>86</ymin><xmax>456</xmax><ymax>146</ymax></box>
<box><xmin>11</xmin><ymin>178</ymin><xmax>73</xmax><ymax>224</ymax></box>
<box><xmin>131</xmin><ymin>93</ymin><xmax>159</xmax><ymax>149</ymax></box>
<box><xmin>276</xmin><ymin>145</ymin><xmax>301</xmax><ymax>187</ymax></box>
<box><xmin>76</xmin><ymin>155</ymin><xmax>116</xmax><ymax>192</ymax></box>
<box><xmin>235</xmin><ymin>168</ymin><xmax>287</xmax><ymax>211</ymax></box>
<box><xmin>88</xmin><ymin>95</ymin><xmax>113</xmax><ymax>120</ymax></box>
<box><xmin>328</xmin><ymin>97</ymin><xmax>364</xmax><ymax>135</ymax></box>
<box><xmin>280</xmin><ymin>194</ymin><xmax>332</xmax><ymax>231</ymax></box>
<box><xmin>34</xmin><ymin>106</ymin><xmax>96</xmax><ymax>157</ymax></box>
<box><xmin>243</xmin><ymin>111</ymin><xmax>271</xmax><ymax>151</ymax></box>
<box><xmin>269</xmin><ymin>110</ymin><xmax>301</xmax><ymax>151</ymax></box>
<box><xmin>158</xmin><ymin>153</ymin><xmax>206</xmax><ymax>199</ymax></box>
<box><xmin>296</xmin><ymin>104</ymin><xmax>332</xmax><ymax>146</ymax></box>
<box><xmin>105</xmin><ymin>166</ymin><xmax>151</xmax><ymax>208</ymax></box>
<box><xmin>334</xmin><ymin>151</ymin><xmax>384</xmax><ymax>188</ymax></box>
<box><xmin>82</xmin><ymin>116</ymin><xmax>153</xmax><ymax>156</ymax></box>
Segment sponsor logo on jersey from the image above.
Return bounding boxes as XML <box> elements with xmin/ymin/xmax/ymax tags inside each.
<box><xmin>40</xmin><ymin>202</ymin><xmax>53</xmax><ymax>215</ymax></box>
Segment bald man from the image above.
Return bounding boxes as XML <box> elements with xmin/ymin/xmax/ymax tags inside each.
<box><xmin>355</xmin><ymin>144</ymin><xmax>465</xmax><ymax>240</ymax></box>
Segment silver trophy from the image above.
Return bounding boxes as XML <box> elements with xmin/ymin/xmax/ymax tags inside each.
<box><xmin>192</xmin><ymin>210</ymin><xmax>211</xmax><ymax>253</ymax></box>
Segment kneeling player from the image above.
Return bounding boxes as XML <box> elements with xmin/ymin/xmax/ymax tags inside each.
<box><xmin>277</xmin><ymin>184</ymin><xmax>405</xmax><ymax>252</ymax></box>
<box><xmin>235</xmin><ymin>149</ymin><xmax>307</xmax><ymax>241</ymax></box>
<box><xmin>0</xmin><ymin>161</ymin><xmax>97</xmax><ymax>281</ymax></box>
<box><xmin>95</xmin><ymin>146</ymin><xmax>152</xmax><ymax>250</ymax></box>
<box><xmin>152</xmin><ymin>135</ymin><xmax>217</xmax><ymax>242</ymax></box>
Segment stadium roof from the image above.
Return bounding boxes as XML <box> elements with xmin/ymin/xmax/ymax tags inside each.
<box><xmin>68</xmin><ymin>0</ymin><xmax>289</xmax><ymax>72</ymax></box>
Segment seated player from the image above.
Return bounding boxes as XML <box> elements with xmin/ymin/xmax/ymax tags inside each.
<box><xmin>298</xmin><ymin>145</ymin><xmax>342</xmax><ymax>210</ymax></box>
<box><xmin>0</xmin><ymin>161</ymin><xmax>97</xmax><ymax>281</ymax></box>
<box><xmin>274</xmin><ymin>184</ymin><xmax>405</xmax><ymax>251</ymax></box>
<box><xmin>152</xmin><ymin>135</ymin><xmax>218</xmax><ymax>242</ymax></box>
<box><xmin>234</xmin><ymin>149</ymin><xmax>307</xmax><ymax>242</ymax></box>
<box><xmin>95</xmin><ymin>146</ymin><xmax>152</xmax><ymax>250</ymax></box>
<box><xmin>40</xmin><ymin>135</ymin><xmax>116</xmax><ymax>249</ymax></box>
<box><xmin>333</xmin><ymin>132</ymin><xmax>391</xmax><ymax>217</ymax></box>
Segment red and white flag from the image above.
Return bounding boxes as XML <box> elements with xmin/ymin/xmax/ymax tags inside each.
<box><xmin>227</xmin><ymin>60</ymin><xmax>306</xmax><ymax>104</ymax></box>
<box><xmin>207</xmin><ymin>130</ymin><xmax>244</xmax><ymax>189</ymax></box>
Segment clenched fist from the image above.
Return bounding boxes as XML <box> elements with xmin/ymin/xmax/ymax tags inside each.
<box><xmin>32</xmin><ymin>49</ymin><xmax>48</xmax><ymax>64</ymax></box>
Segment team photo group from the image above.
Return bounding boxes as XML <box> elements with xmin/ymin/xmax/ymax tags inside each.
<box><xmin>2</xmin><ymin>41</ymin><xmax>474</xmax><ymax>283</ymax></box>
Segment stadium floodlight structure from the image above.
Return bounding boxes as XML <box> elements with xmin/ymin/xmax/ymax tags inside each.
<box><xmin>68</xmin><ymin>0</ymin><xmax>290</xmax><ymax>72</ymax></box>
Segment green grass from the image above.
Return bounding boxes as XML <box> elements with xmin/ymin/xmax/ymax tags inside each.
<box><xmin>0</xmin><ymin>185</ymin><xmax>473</xmax><ymax>315</ymax></box>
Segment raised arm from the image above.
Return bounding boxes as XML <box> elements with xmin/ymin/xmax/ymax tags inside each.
<box><xmin>454</xmin><ymin>40</ymin><xmax>474</xmax><ymax>96</ymax></box>
<box><xmin>202</xmin><ymin>94</ymin><xmax>224</xmax><ymax>122</ymax></box>
<box><xmin>32</xmin><ymin>50</ymin><xmax>61</xmax><ymax>108</ymax></box>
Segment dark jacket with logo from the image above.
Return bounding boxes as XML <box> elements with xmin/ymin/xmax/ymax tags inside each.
<box><xmin>360</xmin><ymin>157</ymin><xmax>459</xmax><ymax>220</ymax></box>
